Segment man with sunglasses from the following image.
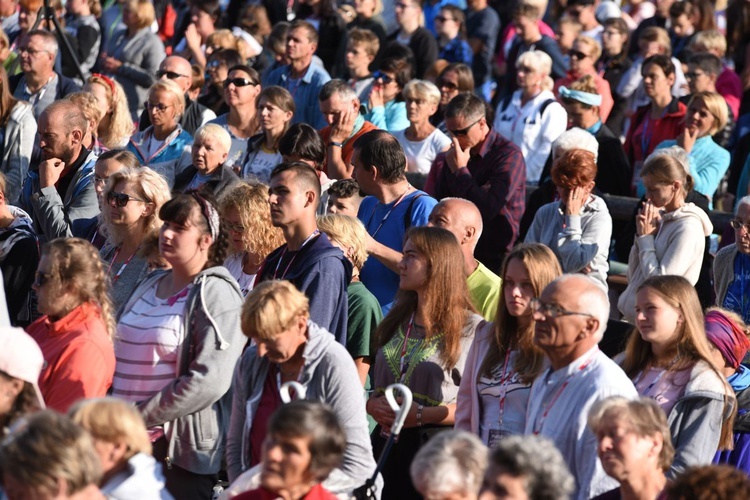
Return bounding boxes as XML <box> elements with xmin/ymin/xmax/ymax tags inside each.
<box><xmin>137</xmin><ymin>55</ymin><xmax>216</xmax><ymax>135</ymax></box>
<box><xmin>526</xmin><ymin>274</ymin><xmax>637</xmax><ymax>500</ymax></box>
<box><xmin>430</xmin><ymin>93</ymin><xmax>525</xmax><ymax>273</ymax></box>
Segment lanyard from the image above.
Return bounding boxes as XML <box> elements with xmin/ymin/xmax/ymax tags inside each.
<box><xmin>107</xmin><ymin>245</ymin><xmax>142</xmax><ymax>285</ymax></box>
<box><xmin>633</xmin><ymin>356</ymin><xmax>680</xmax><ymax>398</ymax></box>
<box><xmin>495</xmin><ymin>348</ymin><xmax>514</xmax><ymax>427</ymax></box>
<box><xmin>273</xmin><ymin>230</ymin><xmax>320</xmax><ymax>279</ymax></box>
<box><xmin>366</xmin><ymin>187</ymin><xmax>412</xmax><ymax>238</ymax></box>
<box><xmin>533</xmin><ymin>348</ymin><xmax>598</xmax><ymax>435</ymax></box>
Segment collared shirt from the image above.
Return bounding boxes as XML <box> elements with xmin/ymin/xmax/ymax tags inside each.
<box><xmin>262</xmin><ymin>63</ymin><xmax>331</xmax><ymax>130</ymax></box>
<box><xmin>15</xmin><ymin>73</ymin><xmax>58</xmax><ymax>118</ymax></box>
<box><xmin>439</xmin><ymin>36</ymin><xmax>473</xmax><ymax>65</ymax></box>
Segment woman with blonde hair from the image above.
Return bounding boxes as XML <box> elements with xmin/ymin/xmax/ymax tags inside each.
<box><xmin>70</xmin><ymin>397</ymin><xmax>171</xmax><ymax>498</ymax></box>
<box><xmin>219</xmin><ymin>181</ymin><xmax>284</xmax><ymax>297</ymax></box>
<box><xmin>85</xmin><ymin>73</ymin><xmax>134</xmax><ymax>150</ymax></box>
<box><xmin>26</xmin><ymin>238</ymin><xmax>116</xmax><ymax>413</ymax></box>
<box><xmin>367</xmin><ymin>226</ymin><xmax>482</xmax><ymax>499</ymax></box>
<box><xmin>654</xmin><ymin>91</ymin><xmax>730</xmax><ymax>201</ymax></box>
<box><xmin>100</xmin><ymin>166</ymin><xmax>171</xmax><ymax>309</ymax></box>
<box><xmin>65</xmin><ymin>91</ymin><xmax>104</xmax><ymax>154</ymax></box>
<box><xmin>391</xmin><ymin>80</ymin><xmax>451</xmax><ymax>175</ymax></box>
<box><xmin>621</xmin><ymin>275</ymin><xmax>735</xmax><ymax>477</ymax></box>
<box><xmin>456</xmin><ymin>243</ymin><xmax>561</xmax><ymax>444</ymax></box>
<box><xmin>617</xmin><ymin>148</ymin><xmax>713</xmax><ymax>322</ymax></box>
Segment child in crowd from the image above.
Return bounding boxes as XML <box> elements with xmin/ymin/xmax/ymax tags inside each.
<box><xmin>327</xmin><ymin>179</ymin><xmax>365</xmax><ymax>217</ymax></box>
<box><xmin>346</xmin><ymin>28</ymin><xmax>380</xmax><ymax>102</ymax></box>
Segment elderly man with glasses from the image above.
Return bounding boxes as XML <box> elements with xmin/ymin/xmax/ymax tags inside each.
<box><xmin>714</xmin><ymin>196</ymin><xmax>750</xmax><ymax>322</ymax></box>
<box><xmin>526</xmin><ymin>273</ymin><xmax>637</xmax><ymax>500</ymax></box>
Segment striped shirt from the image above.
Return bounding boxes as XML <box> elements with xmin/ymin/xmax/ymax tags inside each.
<box><xmin>112</xmin><ymin>281</ymin><xmax>191</xmax><ymax>402</ymax></box>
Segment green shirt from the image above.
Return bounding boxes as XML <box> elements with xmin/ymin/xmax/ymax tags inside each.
<box><xmin>468</xmin><ymin>261</ymin><xmax>502</xmax><ymax>321</ymax></box>
<box><xmin>347</xmin><ymin>281</ymin><xmax>382</xmax><ymax>359</ymax></box>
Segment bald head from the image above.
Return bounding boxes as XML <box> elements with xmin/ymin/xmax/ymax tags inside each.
<box><xmin>428</xmin><ymin>198</ymin><xmax>483</xmax><ymax>250</ymax></box>
<box><xmin>159</xmin><ymin>56</ymin><xmax>193</xmax><ymax>93</ymax></box>
<box><xmin>548</xmin><ymin>274</ymin><xmax>609</xmax><ymax>341</ymax></box>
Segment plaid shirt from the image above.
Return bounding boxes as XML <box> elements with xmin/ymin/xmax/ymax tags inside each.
<box><xmin>432</xmin><ymin>129</ymin><xmax>526</xmax><ymax>270</ymax></box>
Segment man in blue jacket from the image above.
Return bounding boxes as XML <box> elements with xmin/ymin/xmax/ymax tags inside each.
<box><xmin>258</xmin><ymin>161</ymin><xmax>351</xmax><ymax>345</ymax></box>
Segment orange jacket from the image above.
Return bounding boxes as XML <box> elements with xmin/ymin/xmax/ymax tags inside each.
<box><xmin>319</xmin><ymin>119</ymin><xmax>379</xmax><ymax>177</ymax></box>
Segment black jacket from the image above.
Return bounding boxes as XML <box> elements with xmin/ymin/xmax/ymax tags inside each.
<box><xmin>173</xmin><ymin>163</ymin><xmax>241</xmax><ymax>200</ymax></box>
<box><xmin>387</xmin><ymin>27</ymin><xmax>438</xmax><ymax>79</ymax></box>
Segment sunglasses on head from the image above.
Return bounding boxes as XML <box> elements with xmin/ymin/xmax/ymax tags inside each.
<box><xmin>107</xmin><ymin>191</ymin><xmax>147</xmax><ymax>207</ymax></box>
<box><xmin>156</xmin><ymin>70</ymin><xmax>189</xmax><ymax>80</ymax></box>
<box><xmin>569</xmin><ymin>50</ymin><xmax>589</xmax><ymax>61</ymax></box>
<box><xmin>373</xmin><ymin>71</ymin><xmax>394</xmax><ymax>84</ymax></box>
<box><xmin>34</xmin><ymin>271</ymin><xmax>53</xmax><ymax>287</ymax></box>
<box><xmin>448</xmin><ymin>117</ymin><xmax>482</xmax><ymax>137</ymax></box>
<box><xmin>223</xmin><ymin>77</ymin><xmax>257</xmax><ymax>89</ymax></box>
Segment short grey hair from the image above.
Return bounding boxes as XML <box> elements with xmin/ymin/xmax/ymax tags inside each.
<box><xmin>319</xmin><ymin>79</ymin><xmax>358</xmax><ymax>104</ymax></box>
<box><xmin>194</xmin><ymin>123</ymin><xmax>232</xmax><ymax>155</ymax></box>
<box><xmin>487</xmin><ymin>434</ymin><xmax>575</xmax><ymax>500</ymax></box>
<box><xmin>403</xmin><ymin>79</ymin><xmax>441</xmax><ymax>106</ymax></box>
<box><xmin>553</xmin><ymin>274</ymin><xmax>610</xmax><ymax>341</ymax></box>
<box><xmin>737</xmin><ymin>196</ymin><xmax>750</xmax><ymax>214</ymax></box>
<box><xmin>27</xmin><ymin>29</ymin><xmax>59</xmax><ymax>57</ymax></box>
<box><xmin>410</xmin><ymin>430</ymin><xmax>487</xmax><ymax>497</ymax></box>
<box><xmin>552</xmin><ymin>128</ymin><xmax>598</xmax><ymax>162</ymax></box>
<box><xmin>646</xmin><ymin>145</ymin><xmax>690</xmax><ymax>175</ymax></box>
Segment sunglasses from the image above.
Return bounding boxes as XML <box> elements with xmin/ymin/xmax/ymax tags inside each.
<box><xmin>223</xmin><ymin>219</ymin><xmax>246</xmax><ymax>233</ymax></box>
<box><xmin>107</xmin><ymin>191</ymin><xmax>147</xmax><ymax>207</ymax></box>
<box><xmin>435</xmin><ymin>16</ymin><xmax>455</xmax><ymax>22</ymax></box>
<box><xmin>569</xmin><ymin>50</ymin><xmax>589</xmax><ymax>61</ymax></box>
<box><xmin>156</xmin><ymin>70</ymin><xmax>189</xmax><ymax>80</ymax></box>
<box><xmin>34</xmin><ymin>271</ymin><xmax>53</xmax><ymax>288</ymax></box>
<box><xmin>373</xmin><ymin>71</ymin><xmax>394</xmax><ymax>84</ymax></box>
<box><xmin>437</xmin><ymin>79</ymin><xmax>458</xmax><ymax>91</ymax></box>
<box><xmin>146</xmin><ymin>101</ymin><xmax>173</xmax><ymax>112</ymax></box>
<box><xmin>448</xmin><ymin>117</ymin><xmax>482</xmax><ymax>136</ymax></box>
<box><xmin>223</xmin><ymin>77</ymin><xmax>258</xmax><ymax>89</ymax></box>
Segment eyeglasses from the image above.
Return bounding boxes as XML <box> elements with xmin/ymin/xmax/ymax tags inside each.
<box><xmin>435</xmin><ymin>16</ymin><xmax>455</xmax><ymax>22</ymax></box>
<box><xmin>107</xmin><ymin>191</ymin><xmax>147</xmax><ymax>207</ymax></box>
<box><xmin>530</xmin><ymin>298</ymin><xmax>595</xmax><ymax>319</ymax></box>
<box><xmin>373</xmin><ymin>71</ymin><xmax>394</xmax><ymax>84</ymax></box>
<box><xmin>94</xmin><ymin>175</ymin><xmax>108</xmax><ymax>187</ymax></box>
<box><xmin>19</xmin><ymin>47</ymin><xmax>50</xmax><ymax>57</ymax></box>
<box><xmin>448</xmin><ymin>117</ymin><xmax>482</xmax><ymax>136</ymax></box>
<box><xmin>437</xmin><ymin>79</ymin><xmax>458</xmax><ymax>91</ymax></box>
<box><xmin>223</xmin><ymin>77</ymin><xmax>258</xmax><ymax>89</ymax></box>
<box><xmin>730</xmin><ymin>219</ymin><xmax>750</xmax><ymax>232</ymax></box>
<box><xmin>223</xmin><ymin>219</ymin><xmax>246</xmax><ymax>233</ymax></box>
<box><xmin>146</xmin><ymin>101</ymin><xmax>173</xmax><ymax>112</ymax></box>
<box><xmin>156</xmin><ymin>70</ymin><xmax>189</xmax><ymax>80</ymax></box>
<box><xmin>569</xmin><ymin>50</ymin><xmax>590</xmax><ymax>61</ymax></box>
<box><xmin>33</xmin><ymin>271</ymin><xmax>53</xmax><ymax>288</ymax></box>
<box><xmin>602</xmin><ymin>29</ymin><xmax>622</xmax><ymax>37</ymax></box>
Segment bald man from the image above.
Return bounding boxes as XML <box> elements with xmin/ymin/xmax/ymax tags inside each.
<box><xmin>428</xmin><ymin>198</ymin><xmax>501</xmax><ymax>320</ymax></box>
<box><xmin>138</xmin><ymin>55</ymin><xmax>216</xmax><ymax>134</ymax></box>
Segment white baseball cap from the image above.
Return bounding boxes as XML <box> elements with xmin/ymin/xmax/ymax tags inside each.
<box><xmin>0</xmin><ymin>327</ymin><xmax>45</xmax><ymax>409</ymax></box>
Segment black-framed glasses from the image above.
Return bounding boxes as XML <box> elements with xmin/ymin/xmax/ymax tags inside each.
<box><xmin>33</xmin><ymin>271</ymin><xmax>53</xmax><ymax>287</ymax></box>
<box><xmin>146</xmin><ymin>101</ymin><xmax>173</xmax><ymax>112</ymax></box>
<box><xmin>730</xmin><ymin>219</ymin><xmax>750</xmax><ymax>232</ymax></box>
<box><xmin>223</xmin><ymin>77</ymin><xmax>258</xmax><ymax>89</ymax></box>
<box><xmin>107</xmin><ymin>191</ymin><xmax>147</xmax><ymax>207</ymax></box>
<box><xmin>437</xmin><ymin>79</ymin><xmax>458</xmax><ymax>91</ymax></box>
<box><xmin>156</xmin><ymin>70</ymin><xmax>189</xmax><ymax>80</ymax></box>
<box><xmin>569</xmin><ymin>50</ymin><xmax>589</xmax><ymax>61</ymax></box>
<box><xmin>530</xmin><ymin>298</ymin><xmax>595</xmax><ymax>319</ymax></box>
<box><xmin>223</xmin><ymin>219</ymin><xmax>246</xmax><ymax>233</ymax></box>
<box><xmin>373</xmin><ymin>71</ymin><xmax>394</xmax><ymax>84</ymax></box>
<box><xmin>448</xmin><ymin>117</ymin><xmax>482</xmax><ymax>136</ymax></box>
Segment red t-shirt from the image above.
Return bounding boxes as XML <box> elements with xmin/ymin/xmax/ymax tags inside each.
<box><xmin>249</xmin><ymin>365</ymin><xmax>283</xmax><ymax>466</ymax></box>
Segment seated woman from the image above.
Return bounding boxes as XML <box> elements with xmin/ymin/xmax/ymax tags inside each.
<box><xmin>435</xmin><ymin>6</ymin><xmax>472</xmax><ymax>65</ymax></box>
<box><xmin>588</xmin><ymin>396</ymin><xmax>673</xmax><ymax>499</ymax></box>
<box><xmin>525</xmin><ymin>149</ymin><xmax>612</xmax><ymax>290</ymax></box>
<box><xmin>113</xmin><ymin>192</ymin><xmax>246</xmax><ymax>499</ymax></box>
<box><xmin>0</xmin><ymin>65</ymin><xmax>35</xmax><ymax>205</ymax></box>
<box><xmin>367</xmin><ymin>226</ymin><xmax>483</xmax><ymax>499</ymax></box>
<box><xmin>127</xmin><ymin>80</ymin><xmax>193</xmax><ymax>187</ymax></box>
<box><xmin>654</xmin><ymin>91</ymin><xmax>730</xmax><ymax>203</ymax></box>
<box><xmin>84</xmin><ymin>73</ymin><xmax>134</xmax><ymax>150</ymax></box>
<box><xmin>456</xmin><ymin>243</ymin><xmax>561</xmax><ymax>444</ymax></box>
<box><xmin>173</xmin><ymin>124</ymin><xmax>241</xmax><ymax>198</ymax></box>
<box><xmin>431</xmin><ymin>63</ymin><xmax>474</xmax><ymax>135</ymax></box>
<box><xmin>714</xmin><ymin>196</ymin><xmax>750</xmax><ymax>322</ymax></box>
<box><xmin>391</xmin><ymin>80</ymin><xmax>451</xmax><ymax>175</ymax></box>
<box><xmin>241</xmin><ymin>86</ymin><xmax>294</xmax><ymax>182</ymax></box>
<box><xmin>226</xmin><ymin>280</ymin><xmax>376</xmax><ymax>495</ymax></box>
<box><xmin>494</xmin><ymin>50</ymin><xmax>568</xmax><ymax>184</ymax></box>
<box><xmin>363</xmin><ymin>55</ymin><xmax>411</xmax><ymax>132</ymax></box>
<box><xmin>99</xmin><ymin>166</ymin><xmax>171</xmax><ymax>310</ymax></box>
<box><xmin>219</xmin><ymin>182</ymin><xmax>284</xmax><ymax>297</ymax></box>
<box><xmin>617</xmin><ymin>149</ymin><xmax>712</xmax><ymax>322</ymax></box>
<box><xmin>69</xmin><ymin>397</ymin><xmax>170</xmax><ymax>498</ymax></box>
<box><xmin>26</xmin><ymin>238</ymin><xmax>116</xmax><ymax>413</ymax></box>
<box><xmin>200</xmin><ymin>49</ymin><xmax>244</xmax><ymax>116</ymax></box>
<box><xmin>230</xmin><ymin>401</ymin><xmax>347</xmax><ymax>500</ymax></box>
<box><xmin>621</xmin><ymin>275</ymin><xmax>735</xmax><ymax>477</ymax></box>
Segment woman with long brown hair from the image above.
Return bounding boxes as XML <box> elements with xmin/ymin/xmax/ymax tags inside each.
<box><xmin>456</xmin><ymin>243</ymin><xmax>561</xmax><ymax>445</ymax></box>
<box><xmin>0</xmin><ymin>64</ymin><xmax>35</xmax><ymax>205</ymax></box>
<box><xmin>622</xmin><ymin>274</ymin><xmax>736</xmax><ymax>477</ymax></box>
<box><xmin>367</xmin><ymin>226</ymin><xmax>483</xmax><ymax>499</ymax></box>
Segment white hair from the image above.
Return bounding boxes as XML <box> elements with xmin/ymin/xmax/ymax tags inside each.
<box><xmin>737</xmin><ymin>196</ymin><xmax>750</xmax><ymax>213</ymax></box>
<box><xmin>194</xmin><ymin>123</ymin><xmax>232</xmax><ymax>155</ymax></box>
<box><xmin>646</xmin><ymin>145</ymin><xmax>690</xmax><ymax>175</ymax></box>
<box><xmin>517</xmin><ymin>50</ymin><xmax>553</xmax><ymax>78</ymax></box>
<box><xmin>553</xmin><ymin>274</ymin><xmax>610</xmax><ymax>341</ymax></box>
<box><xmin>552</xmin><ymin>128</ymin><xmax>599</xmax><ymax>162</ymax></box>
<box><xmin>410</xmin><ymin>430</ymin><xmax>487</xmax><ymax>497</ymax></box>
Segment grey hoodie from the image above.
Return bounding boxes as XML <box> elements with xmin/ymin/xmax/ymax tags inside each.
<box><xmin>226</xmin><ymin>321</ymin><xmax>376</xmax><ymax>489</ymax></box>
<box><xmin>101</xmin><ymin>452</ymin><xmax>173</xmax><ymax>500</ymax></box>
<box><xmin>117</xmin><ymin>266</ymin><xmax>245</xmax><ymax>475</ymax></box>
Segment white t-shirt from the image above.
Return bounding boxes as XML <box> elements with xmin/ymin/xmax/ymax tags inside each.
<box><xmin>223</xmin><ymin>253</ymin><xmax>257</xmax><ymax>297</ymax></box>
<box><xmin>391</xmin><ymin>128</ymin><xmax>451</xmax><ymax>174</ymax></box>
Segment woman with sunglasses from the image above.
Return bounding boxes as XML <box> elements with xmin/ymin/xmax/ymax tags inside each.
<box><xmin>240</xmin><ymin>86</ymin><xmax>295</xmax><ymax>182</ymax></box>
<box><xmin>435</xmin><ymin>6</ymin><xmax>472</xmax><ymax>65</ymax></box>
<box><xmin>100</xmin><ymin>166</ymin><xmax>171</xmax><ymax>310</ymax></box>
<box><xmin>621</xmin><ymin>275</ymin><xmax>735</xmax><ymax>477</ymax></box>
<box><xmin>367</xmin><ymin>226</ymin><xmax>483</xmax><ymax>499</ymax></box>
<box><xmin>456</xmin><ymin>243</ymin><xmax>561</xmax><ymax>445</ymax></box>
<box><xmin>431</xmin><ymin>62</ymin><xmax>474</xmax><ymax>135</ymax></box>
<box><xmin>208</xmin><ymin>65</ymin><xmax>262</xmax><ymax>172</ymax></box>
<box><xmin>127</xmin><ymin>80</ymin><xmax>193</xmax><ymax>187</ymax></box>
<box><xmin>363</xmin><ymin>55</ymin><xmax>411</xmax><ymax>132</ymax></box>
<box><xmin>26</xmin><ymin>238</ymin><xmax>116</xmax><ymax>413</ymax></box>
<box><xmin>113</xmin><ymin>191</ymin><xmax>245</xmax><ymax>499</ymax></box>
<box><xmin>553</xmin><ymin>35</ymin><xmax>614</xmax><ymax>122</ymax></box>
<box><xmin>84</xmin><ymin>73</ymin><xmax>134</xmax><ymax>151</ymax></box>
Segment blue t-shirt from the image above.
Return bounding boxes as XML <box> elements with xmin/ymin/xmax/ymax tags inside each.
<box><xmin>357</xmin><ymin>190</ymin><xmax>437</xmax><ymax>313</ymax></box>
<box><xmin>724</xmin><ymin>251</ymin><xmax>750</xmax><ymax>324</ymax></box>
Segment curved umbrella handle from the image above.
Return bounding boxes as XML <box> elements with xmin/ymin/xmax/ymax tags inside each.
<box><xmin>384</xmin><ymin>383</ymin><xmax>413</xmax><ymax>436</ymax></box>
<box><xmin>280</xmin><ymin>381</ymin><xmax>306</xmax><ymax>403</ymax></box>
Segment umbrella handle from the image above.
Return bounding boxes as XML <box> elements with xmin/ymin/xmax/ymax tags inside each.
<box><xmin>384</xmin><ymin>383</ymin><xmax>413</xmax><ymax>436</ymax></box>
<box><xmin>280</xmin><ymin>381</ymin><xmax>306</xmax><ymax>403</ymax></box>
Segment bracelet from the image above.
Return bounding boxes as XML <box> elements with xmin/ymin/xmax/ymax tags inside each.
<box><xmin>416</xmin><ymin>404</ymin><xmax>423</xmax><ymax>427</ymax></box>
<box><xmin>329</xmin><ymin>141</ymin><xmax>344</xmax><ymax>148</ymax></box>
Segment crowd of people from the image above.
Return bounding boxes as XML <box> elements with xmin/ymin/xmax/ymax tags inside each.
<box><xmin>3</xmin><ymin>0</ymin><xmax>750</xmax><ymax>498</ymax></box>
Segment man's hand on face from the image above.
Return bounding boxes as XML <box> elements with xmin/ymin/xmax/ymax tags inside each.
<box><xmin>39</xmin><ymin>158</ymin><xmax>66</xmax><ymax>189</ymax></box>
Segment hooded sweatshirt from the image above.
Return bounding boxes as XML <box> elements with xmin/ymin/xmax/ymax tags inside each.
<box><xmin>618</xmin><ymin>203</ymin><xmax>712</xmax><ymax>322</ymax></box>
<box><xmin>101</xmin><ymin>452</ymin><xmax>173</xmax><ymax>500</ymax></box>
<box><xmin>0</xmin><ymin>206</ymin><xmax>36</xmax><ymax>323</ymax></box>
<box><xmin>258</xmin><ymin>232</ymin><xmax>352</xmax><ymax>345</ymax></box>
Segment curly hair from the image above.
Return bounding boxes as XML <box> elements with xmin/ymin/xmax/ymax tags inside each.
<box><xmin>219</xmin><ymin>182</ymin><xmax>283</xmax><ymax>259</ymax></box>
<box><xmin>85</xmin><ymin>74</ymin><xmax>135</xmax><ymax>149</ymax></box>
<box><xmin>667</xmin><ymin>465</ymin><xmax>750</xmax><ymax>499</ymax></box>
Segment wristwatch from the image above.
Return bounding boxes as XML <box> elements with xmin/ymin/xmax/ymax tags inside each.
<box><xmin>329</xmin><ymin>141</ymin><xmax>344</xmax><ymax>148</ymax></box>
